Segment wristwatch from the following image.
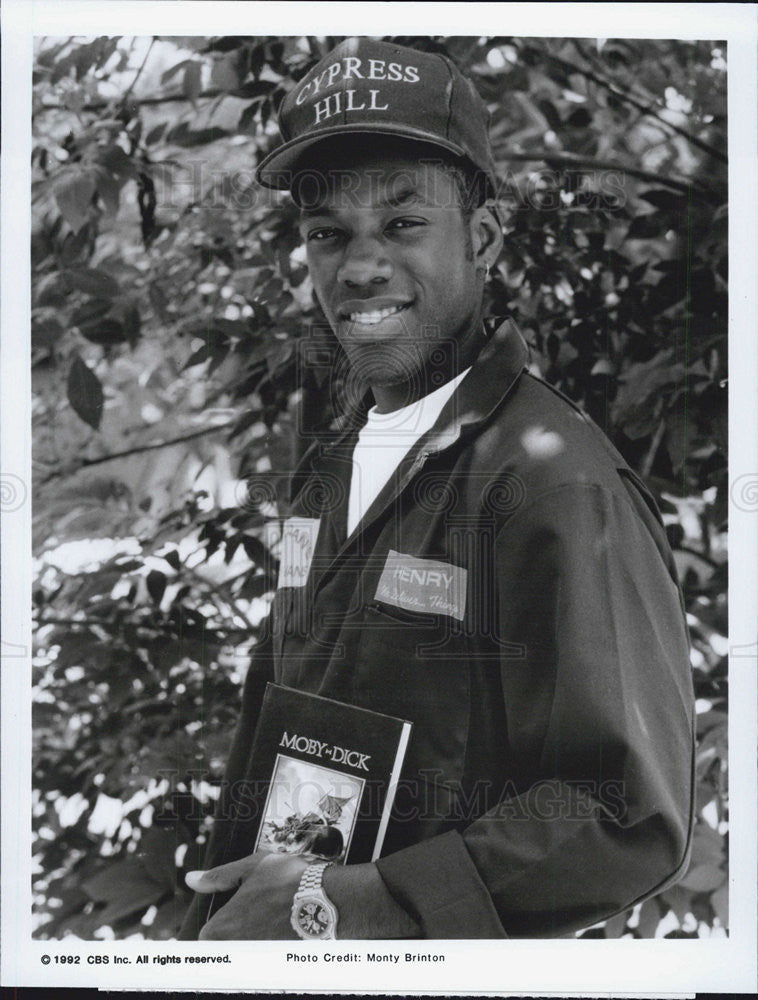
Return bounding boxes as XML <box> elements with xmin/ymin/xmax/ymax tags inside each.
<box><xmin>290</xmin><ymin>861</ymin><xmax>338</xmax><ymax>940</ymax></box>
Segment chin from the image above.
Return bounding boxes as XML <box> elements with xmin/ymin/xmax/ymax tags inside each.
<box><xmin>348</xmin><ymin>358</ymin><xmax>425</xmax><ymax>395</ymax></box>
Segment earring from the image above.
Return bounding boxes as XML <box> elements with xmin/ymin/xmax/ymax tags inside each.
<box><xmin>478</xmin><ymin>262</ymin><xmax>490</xmax><ymax>280</ymax></box>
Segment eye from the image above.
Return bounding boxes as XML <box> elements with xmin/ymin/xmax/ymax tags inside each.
<box><xmin>386</xmin><ymin>217</ymin><xmax>425</xmax><ymax>232</ymax></box>
<box><xmin>306</xmin><ymin>227</ymin><xmax>343</xmax><ymax>243</ymax></box>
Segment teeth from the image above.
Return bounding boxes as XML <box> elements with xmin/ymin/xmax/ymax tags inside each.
<box><xmin>348</xmin><ymin>305</ymin><xmax>405</xmax><ymax>325</ymax></box>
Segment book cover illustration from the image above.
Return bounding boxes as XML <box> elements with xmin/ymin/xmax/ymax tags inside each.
<box><xmin>245</xmin><ymin>683</ymin><xmax>413</xmax><ymax>864</ymax></box>
<box><xmin>255</xmin><ymin>756</ymin><xmax>364</xmax><ymax>861</ymax></box>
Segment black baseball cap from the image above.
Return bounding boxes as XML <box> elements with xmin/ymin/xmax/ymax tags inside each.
<box><xmin>255</xmin><ymin>37</ymin><xmax>498</xmax><ymax>192</ymax></box>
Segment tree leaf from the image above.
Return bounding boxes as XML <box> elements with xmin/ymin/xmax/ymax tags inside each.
<box><xmin>711</xmin><ymin>883</ymin><xmax>728</xmax><ymax>928</ymax></box>
<box><xmin>235</xmin><ymin>80</ymin><xmax>278</xmax><ymax>100</ymax></box>
<box><xmin>224</xmin><ymin>535</ymin><xmax>241</xmax><ymax>564</ymax></box>
<box><xmin>54</xmin><ymin>171</ymin><xmax>96</xmax><ymax>233</ymax></box>
<box><xmin>627</xmin><ymin>213</ymin><xmax>666</xmax><ymax>239</ymax></box>
<box><xmin>603</xmin><ymin>909</ymin><xmax>630</xmax><ymax>937</ymax></box>
<box><xmin>238</xmin><ymin>572</ymin><xmax>275</xmax><ymax>600</ymax></box>
<box><xmin>639</xmin><ymin>189</ymin><xmax>686</xmax><ymax>212</ymax></box>
<box><xmin>148</xmin><ymin>283</ymin><xmax>168</xmax><ymax>320</ymax></box>
<box><xmin>93</xmin><ymin>167</ymin><xmax>121</xmax><ymax>216</ymax></box>
<box><xmin>238</xmin><ymin>101</ymin><xmax>261</xmax><ymax>132</ymax></box>
<box><xmin>211</xmin><ymin>52</ymin><xmax>240</xmax><ymax>92</ymax></box>
<box><xmin>162</xmin><ymin>550</ymin><xmax>181</xmax><ymax>571</ymax></box>
<box><xmin>72</xmin><ymin>298</ymin><xmax>111</xmax><ymax>327</ymax></box>
<box><xmin>612</xmin><ymin>350</ymin><xmax>684</xmax><ymax>435</ymax></box>
<box><xmin>64</xmin><ymin>267</ymin><xmax>120</xmax><ymax>298</ymax></box>
<box><xmin>536</xmin><ymin>98</ymin><xmax>562</xmax><ymax>130</ymax></box>
<box><xmin>83</xmin><ymin>857</ymin><xmax>167</xmax><ymax>926</ymax></box>
<box><xmin>183</xmin><ymin>343</ymin><xmax>213</xmax><ymax>368</ymax></box>
<box><xmin>679</xmin><ymin>863</ymin><xmax>726</xmax><ymax>893</ymax></box>
<box><xmin>146</xmin><ymin>570</ymin><xmax>167</xmax><ymax>605</ymax></box>
<box><xmin>94</xmin><ymin>143</ymin><xmax>137</xmax><ymax>179</ymax></box>
<box><xmin>145</xmin><ymin>895</ymin><xmax>190</xmax><ymax>940</ymax></box>
<box><xmin>266</xmin><ymin>341</ymin><xmax>295</xmax><ymax>375</ymax></box>
<box><xmin>33</xmin><ymin>314</ymin><xmax>63</xmax><ymax>350</ymax></box>
<box><xmin>59</xmin><ymin>224</ymin><xmax>93</xmax><ymax>266</ymax></box>
<box><xmin>664</xmin><ymin>409</ymin><xmax>694</xmax><ymax>474</ymax></box>
<box><xmin>183</xmin><ymin>62</ymin><xmax>202</xmax><ymax>104</ymax></box>
<box><xmin>228</xmin><ymin>408</ymin><xmax>263</xmax><ymax>440</ymax></box>
<box><xmin>136</xmin><ymin>826</ymin><xmax>180</xmax><ymax>891</ymax></box>
<box><xmin>67</xmin><ymin>353</ymin><xmax>104</xmax><ymax>429</ymax></box>
<box><xmin>636</xmin><ymin>898</ymin><xmax>661</xmax><ymax>938</ymax></box>
<box><xmin>145</xmin><ymin>122</ymin><xmax>169</xmax><ymax>145</ymax></box>
<box><xmin>241</xmin><ymin>534</ymin><xmax>271</xmax><ymax>567</ymax></box>
<box><xmin>660</xmin><ymin>883</ymin><xmax>693</xmax><ymax>924</ymax></box>
<box><xmin>168</xmin><ymin>125</ymin><xmax>230</xmax><ymax>148</ymax></box>
<box><xmin>568</xmin><ymin>107</ymin><xmax>592</xmax><ymax>128</ymax></box>
<box><xmin>160</xmin><ymin>58</ymin><xmax>192</xmax><ymax>85</ymax></box>
<box><xmin>78</xmin><ymin>316</ymin><xmax>127</xmax><ymax>345</ymax></box>
<box><xmin>122</xmin><ymin>303</ymin><xmax>141</xmax><ymax>346</ymax></box>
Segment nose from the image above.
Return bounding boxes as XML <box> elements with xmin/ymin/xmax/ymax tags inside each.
<box><xmin>337</xmin><ymin>235</ymin><xmax>393</xmax><ymax>289</ymax></box>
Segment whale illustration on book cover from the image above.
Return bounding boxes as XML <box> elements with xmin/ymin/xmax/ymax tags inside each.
<box><xmin>247</xmin><ymin>683</ymin><xmax>413</xmax><ymax>864</ymax></box>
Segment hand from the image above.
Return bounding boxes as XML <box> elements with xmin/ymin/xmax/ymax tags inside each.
<box><xmin>186</xmin><ymin>852</ymin><xmax>310</xmax><ymax>940</ymax></box>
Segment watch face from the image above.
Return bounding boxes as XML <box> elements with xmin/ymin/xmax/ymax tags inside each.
<box><xmin>295</xmin><ymin>899</ymin><xmax>332</xmax><ymax>937</ymax></box>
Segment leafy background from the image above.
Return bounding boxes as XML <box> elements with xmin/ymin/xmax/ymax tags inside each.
<box><xmin>31</xmin><ymin>35</ymin><xmax>727</xmax><ymax>940</ymax></box>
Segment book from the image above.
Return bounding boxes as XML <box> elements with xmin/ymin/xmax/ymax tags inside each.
<box><xmin>247</xmin><ymin>683</ymin><xmax>412</xmax><ymax>864</ymax></box>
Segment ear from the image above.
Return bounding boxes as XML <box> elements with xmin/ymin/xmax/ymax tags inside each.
<box><xmin>470</xmin><ymin>204</ymin><xmax>503</xmax><ymax>272</ymax></box>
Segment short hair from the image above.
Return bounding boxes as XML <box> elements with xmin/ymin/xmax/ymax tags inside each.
<box><xmin>438</xmin><ymin>158</ymin><xmax>490</xmax><ymax>218</ymax></box>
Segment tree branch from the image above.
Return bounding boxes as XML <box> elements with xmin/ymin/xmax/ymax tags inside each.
<box><xmin>37</xmin><ymin>421</ymin><xmax>236</xmax><ymax>486</ymax></box>
<box><xmin>121</xmin><ymin>37</ymin><xmax>156</xmax><ymax>105</ymax></box>
<box><xmin>496</xmin><ymin>149</ymin><xmax>717</xmax><ymax>199</ymax></box>
<box><xmin>676</xmin><ymin>545</ymin><xmax>720</xmax><ymax>570</ymax></box>
<box><xmin>567</xmin><ymin>40</ymin><xmax>727</xmax><ymax>165</ymax></box>
<box><xmin>182</xmin><ymin>565</ymin><xmax>261</xmax><ymax>632</ymax></box>
<box><xmin>641</xmin><ymin>417</ymin><xmax>667</xmax><ymax>479</ymax></box>
<box><xmin>35</xmin><ymin>614</ymin><xmax>252</xmax><ymax>637</ymax></box>
<box><xmin>38</xmin><ymin>88</ymin><xmax>233</xmax><ymax>114</ymax></box>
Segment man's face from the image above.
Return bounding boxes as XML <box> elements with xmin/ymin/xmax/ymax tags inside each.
<box><xmin>297</xmin><ymin>151</ymin><xmax>492</xmax><ymax>403</ymax></box>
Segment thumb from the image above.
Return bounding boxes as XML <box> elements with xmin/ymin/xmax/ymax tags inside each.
<box><xmin>185</xmin><ymin>855</ymin><xmax>259</xmax><ymax>894</ymax></box>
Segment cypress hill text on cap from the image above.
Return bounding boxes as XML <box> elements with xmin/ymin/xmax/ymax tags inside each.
<box><xmin>255</xmin><ymin>37</ymin><xmax>498</xmax><ymax>191</ymax></box>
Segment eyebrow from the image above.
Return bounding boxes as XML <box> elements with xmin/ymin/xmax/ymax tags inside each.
<box><xmin>299</xmin><ymin>183</ymin><xmax>424</xmax><ymax>218</ymax></box>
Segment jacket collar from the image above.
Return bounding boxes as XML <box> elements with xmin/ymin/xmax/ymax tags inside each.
<box><xmin>324</xmin><ymin>316</ymin><xmax>529</xmax><ymax>457</ymax></box>
<box><xmin>418</xmin><ymin>316</ymin><xmax>529</xmax><ymax>456</ymax></box>
<box><xmin>293</xmin><ymin>318</ymin><xmax>529</xmax><ymax>555</ymax></box>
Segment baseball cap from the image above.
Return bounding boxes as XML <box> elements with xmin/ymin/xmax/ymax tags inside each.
<box><xmin>255</xmin><ymin>37</ymin><xmax>498</xmax><ymax>192</ymax></box>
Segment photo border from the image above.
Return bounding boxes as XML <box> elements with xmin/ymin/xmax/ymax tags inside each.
<box><xmin>2</xmin><ymin>1</ymin><xmax>756</xmax><ymax>993</ymax></box>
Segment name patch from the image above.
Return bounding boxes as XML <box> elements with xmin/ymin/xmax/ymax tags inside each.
<box><xmin>374</xmin><ymin>550</ymin><xmax>467</xmax><ymax>621</ymax></box>
<box><xmin>276</xmin><ymin>517</ymin><xmax>320</xmax><ymax>588</ymax></box>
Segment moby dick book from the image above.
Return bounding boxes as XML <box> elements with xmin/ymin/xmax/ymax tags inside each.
<box><xmin>247</xmin><ymin>683</ymin><xmax>413</xmax><ymax>864</ymax></box>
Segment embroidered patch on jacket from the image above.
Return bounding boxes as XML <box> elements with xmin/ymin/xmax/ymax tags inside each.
<box><xmin>276</xmin><ymin>517</ymin><xmax>321</xmax><ymax>588</ymax></box>
<box><xmin>374</xmin><ymin>549</ymin><xmax>467</xmax><ymax>621</ymax></box>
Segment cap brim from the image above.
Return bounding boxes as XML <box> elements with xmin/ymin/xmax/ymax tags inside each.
<box><xmin>255</xmin><ymin>123</ymin><xmax>475</xmax><ymax>189</ymax></box>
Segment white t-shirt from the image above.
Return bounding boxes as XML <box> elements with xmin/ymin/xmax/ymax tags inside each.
<box><xmin>346</xmin><ymin>368</ymin><xmax>471</xmax><ymax>536</ymax></box>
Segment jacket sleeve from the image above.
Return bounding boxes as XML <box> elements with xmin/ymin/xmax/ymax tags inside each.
<box><xmin>376</xmin><ymin>482</ymin><xmax>695</xmax><ymax>938</ymax></box>
<box><xmin>177</xmin><ymin>625</ymin><xmax>275</xmax><ymax>940</ymax></box>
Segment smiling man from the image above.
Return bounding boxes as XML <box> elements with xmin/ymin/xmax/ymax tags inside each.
<box><xmin>179</xmin><ymin>37</ymin><xmax>695</xmax><ymax>941</ymax></box>
<box><xmin>293</xmin><ymin>137</ymin><xmax>499</xmax><ymax>415</ymax></box>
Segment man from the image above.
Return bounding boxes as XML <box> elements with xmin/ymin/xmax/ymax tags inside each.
<box><xmin>179</xmin><ymin>37</ymin><xmax>694</xmax><ymax>940</ymax></box>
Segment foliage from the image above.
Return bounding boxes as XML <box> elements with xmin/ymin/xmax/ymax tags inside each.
<box><xmin>31</xmin><ymin>35</ymin><xmax>727</xmax><ymax>940</ymax></box>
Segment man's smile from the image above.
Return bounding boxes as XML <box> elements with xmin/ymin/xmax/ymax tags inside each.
<box><xmin>337</xmin><ymin>298</ymin><xmax>412</xmax><ymax>327</ymax></box>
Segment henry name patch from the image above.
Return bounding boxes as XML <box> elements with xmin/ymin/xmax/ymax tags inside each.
<box><xmin>374</xmin><ymin>550</ymin><xmax>467</xmax><ymax>621</ymax></box>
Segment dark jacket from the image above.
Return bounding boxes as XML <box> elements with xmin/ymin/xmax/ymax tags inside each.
<box><xmin>179</xmin><ymin>320</ymin><xmax>695</xmax><ymax>939</ymax></box>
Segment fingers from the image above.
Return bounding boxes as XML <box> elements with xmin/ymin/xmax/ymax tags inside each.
<box><xmin>185</xmin><ymin>854</ymin><xmax>260</xmax><ymax>894</ymax></box>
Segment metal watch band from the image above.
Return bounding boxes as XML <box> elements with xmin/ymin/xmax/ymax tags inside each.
<box><xmin>297</xmin><ymin>860</ymin><xmax>333</xmax><ymax>893</ymax></box>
